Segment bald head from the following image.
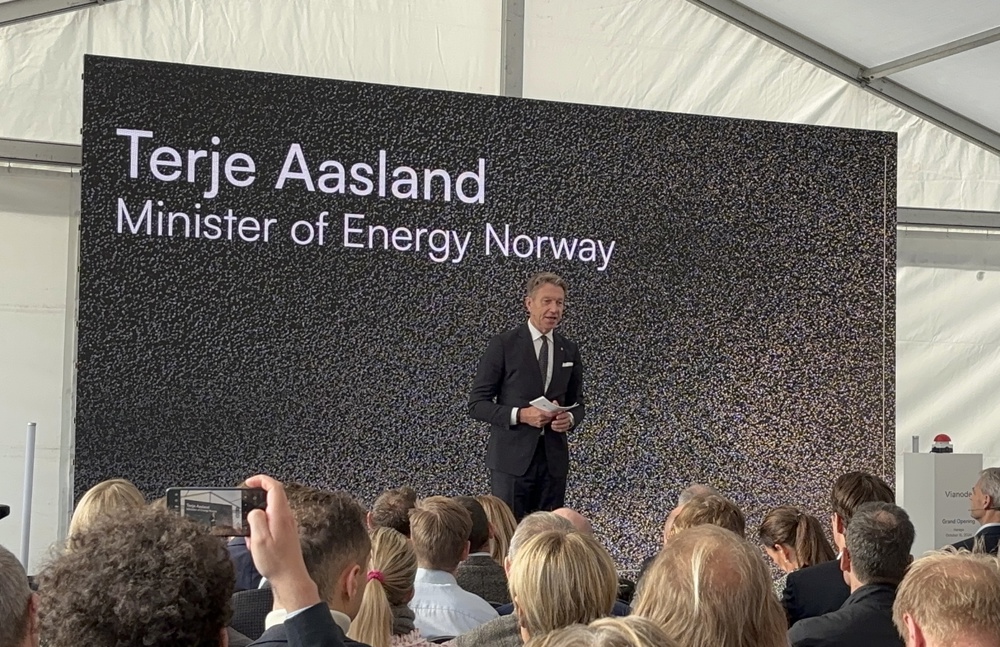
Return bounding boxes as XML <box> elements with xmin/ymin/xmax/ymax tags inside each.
<box><xmin>553</xmin><ymin>508</ymin><xmax>592</xmax><ymax>534</ymax></box>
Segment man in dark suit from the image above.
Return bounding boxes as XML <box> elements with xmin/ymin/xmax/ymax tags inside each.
<box><xmin>469</xmin><ymin>272</ymin><xmax>585</xmax><ymax>520</ymax></box>
<box><xmin>788</xmin><ymin>502</ymin><xmax>914</xmax><ymax>647</ymax></box>
<box><xmin>782</xmin><ymin>471</ymin><xmax>894</xmax><ymax>626</ymax></box>
<box><xmin>951</xmin><ymin>467</ymin><xmax>1000</xmax><ymax>554</ymax></box>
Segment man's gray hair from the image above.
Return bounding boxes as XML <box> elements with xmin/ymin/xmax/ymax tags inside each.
<box><xmin>846</xmin><ymin>502</ymin><xmax>914</xmax><ymax>585</ymax></box>
<box><xmin>0</xmin><ymin>544</ymin><xmax>32</xmax><ymax>647</ymax></box>
<box><xmin>978</xmin><ymin>468</ymin><xmax>1000</xmax><ymax>506</ymax></box>
<box><xmin>678</xmin><ymin>483</ymin><xmax>720</xmax><ymax>507</ymax></box>
<box><xmin>507</xmin><ymin>511</ymin><xmax>574</xmax><ymax>562</ymax></box>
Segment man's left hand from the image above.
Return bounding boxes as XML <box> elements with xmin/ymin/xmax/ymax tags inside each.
<box><xmin>551</xmin><ymin>411</ymin><xmax>574</xmax><ymax>433</ymax></box>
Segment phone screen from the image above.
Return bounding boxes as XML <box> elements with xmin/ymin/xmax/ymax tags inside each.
<box><xmin>165</xmin><ymin>487</ymin><xmax>266</xmax><ymax>536</ymax></box>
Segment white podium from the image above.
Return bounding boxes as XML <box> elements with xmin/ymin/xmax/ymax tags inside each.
<box><xmin>901</xmin><ymin>453</ymin><xmax>982</xmax><ymax>556</ymax></box>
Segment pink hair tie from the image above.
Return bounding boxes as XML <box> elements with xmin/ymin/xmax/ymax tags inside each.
<box><xmin>367</xmin><ymin>570</ymin><xmax>385</xmax><ymax>584</ymax></box>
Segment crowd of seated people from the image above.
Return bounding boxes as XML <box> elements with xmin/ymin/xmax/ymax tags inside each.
<box><xmin>2</xmin><ymin>467</ymin><xmax>1000</xmax><ymax>647</ymax></box>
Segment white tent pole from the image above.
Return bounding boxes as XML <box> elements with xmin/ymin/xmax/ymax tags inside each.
<box><xmin>19</xmin><ymin>422</ymin><xmax>37</xmax><ymax>568</ymax></box>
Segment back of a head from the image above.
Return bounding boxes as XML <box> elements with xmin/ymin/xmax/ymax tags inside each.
<box><xmin>286</xmin><ymin>485</ymin><xmax>371</xmax><ymax>603</ymax></box>
<box><xmin>845</xmin><ymin>502</ymin><xmax>915</xmax><ymax>585</ymax></box>
<box><xmin>525</xmin><ymin>617</ymin><xmax>680</xmax><ymax>647</ymax></box>
<box><xmin>68</xmin><ymin>478</ymin><xmax>146</xmax><ymax>537</ymax></box>
<box><xmin>38</xmin><ymin>506</ymin><xmax>233</xmax><ymax>647</ymax></box>
<box><xmin>0</xmin><ymin>544</ymin><xmax>33</xmax><ymax>647</ymax></box>
<box><xmin>409</xmin><ymin>496</ymin><xmax>472</xmax><ymax>571</ymax></box>
<box><xmin>477</xmin><ymin>495</ymin><xmax>517</xmax><ymax>564</ymax></box>
<box><xmin>758</xmin><ymin>506</ymin><xmax>835</xmax><ymax>568</ymax></box>
<box><xmin>508</xmin><ymin>530</ymin><xmax>618</xmax><ymax>638</ymax></box>
<box><xmin>633</xmin><ymin>525</ymin><xmax>786</xmax><ymax>647</ymax></box>
<box><xmin>677</xmin><ymin>484</ymin><xmax>721</xmax><ymax>507</ymax></box>
<box><xmin>348</xmin><ymin>527</ymin><xmax>418</xmax><ymax>647</ymax></box>
<box><xmin>507</xmin><ymin>511</ymin><xmax>575</xmax><ymax>564</ymax></box>
<box><xmin>553</xmin><ymin>507</ymin><xmax>593</xmax><ymax>534</ymax></box>
<box><xmin>455</xmin><ymin>496</ymin><xmax>491</xmax><ymax>553</ymax></box>
<box><xmin>670</xmin><ymin>494</ymin><xmax>746</xmax><ymax>538</ymax></box>
<box><xmin>371</xmin><ymin>486</ymin><xmax>418</xmax><ymax>537</ymax></box>
<box><xmin>893</xmin><ymin>550</ymin><xmax>1000</xmax><ymax>647</ymax></box>
<box><xmin>831</xmin><ymin>471</ymin><xmax>894</xmax><ymax>526</ymax></box>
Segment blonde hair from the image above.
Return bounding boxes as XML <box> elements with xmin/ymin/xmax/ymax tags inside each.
<box><xmin>669</xmin><ymin>494</ymin><xmax>745</xmax><ymax>538</ymax></box>
<box><xmin>348</xmin><ymin>527</ymin><xmax>417</xmax><ymax>647</ymax></box>
<box><xmin>633</xmin><ymin>525</ymin><xmax>786</xmax><ymax>647</ymax></box>
<box><xmin>477</xmin><ymin>495</ymin><xmax>517</xmax><ymax>565</ymax></box>
<box><xmin>68</xmin><ymin>478</ymin><xmax>146</xmax><ymax>537</ymax></box>
<box><xmin>409</xmin><ymin>497</ymin><xmax>471</xmax><ymax>571</ymax></box>
<box><xmin>892</xmin><ymin>550</ymin><xmax>1000</xmax><ymax>646</ymax></box>
<box><xmin>526</xmin><ymin>617</ymin><xmax>680</xmax><ymax>647</ymax></box>
<box><xmin>508</xmin><ymin>530</ymin><xmax>618</xmax><ymax>638</ymax></box>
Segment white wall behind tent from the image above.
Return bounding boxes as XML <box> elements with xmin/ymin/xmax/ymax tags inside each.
<box><xmin>0</xmin><ymin>0</ymin><xmax>998</xmax><ymax>569</ymax></box>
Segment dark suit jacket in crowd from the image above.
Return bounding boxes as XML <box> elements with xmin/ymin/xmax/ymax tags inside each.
<box><xmin>229</xmin><ymin>537</ymin><xmax>264</xmax><ymax>591</ymax></box>
<box><xmin>249</xmin><ymin>606</ymin><xmax>370</xmax><ymax>647</ymax></box>
<box><xmin>469</xmin><ymin>324</ymin><xmax>585</xmax><ymax>479</ymax></box>
<box><xmin>450</xmin><ymin>614</ymin><xmax>521</xmax><ymax>647</ymax></box>
<box><xmin>782</xmin><ymin>559</ymin><xmax>851</xmax><ymax>627</ymax></box>
<box><xmin>455</xmin><ymin>554</ymin><xmax>511</xmax><ymax>605</ymax></box>
<box><xmin>231</xmin><ymin>587</ymin><xmax>275</xmax><ymax>640</ymax></box>
<box><xmin>788</xmin><ymin>583</ymin><xmax>902</xmax><ymax>647</ymax></box>
<box><xmin>950</xmin><ymin>524</ymin><xmax>1000</xmax><ymax>554</ymax></box>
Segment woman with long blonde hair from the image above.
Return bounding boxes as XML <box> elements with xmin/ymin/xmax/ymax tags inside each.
<box><xmin>347</xmin><ymin>527</ymin><xmax>434</xmax><ymax>647</ymax></box>
<box><xmin>68</xmin><ymin>478</ymin><xmax>146</xmax><ymax>538</ymax></box>
<box><xmin>476</xmin><ymin>494</ymin><xmax>516</xmax><ymax>565</ymax></box>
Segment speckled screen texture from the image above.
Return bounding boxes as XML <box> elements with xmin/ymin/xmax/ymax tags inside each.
<box><xmin>78</xmin><ymin>55</ymin><xmax>895</xmax><ymax>573</ymax></box>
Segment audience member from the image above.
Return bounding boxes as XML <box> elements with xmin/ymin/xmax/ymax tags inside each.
<box><xmin>37</xmin><ymin>507</ymin><xmax>234</xmax><ymax>647</ymax></box>
<box><xmin>455</xmin><ymin>496</ymin><xmax>510</xmax><ymax>605</ymax></box>
<box><xmin>369</xmin><ymin>487</ymin><xmax>419</xmax><ymax>537</ymax></box>
<box><xmin>788</xmin><ymin>502</ymin><xmax>914</xmax><ymax>647</ymax></box>
<box><xmin>408</xmin><ymin>497</ymin><xmax>498</xmax><ymax>641</ymax></box>
<box><xmin>477</xmin><ymin>495</ymin><xmax>517</xmax><ymax>566</ymax></box>
<box><xmin>782</xmin><ymin>471</ymin><xmax>894</xmax><ymax>626</ymax></box>
<box><xmin>67</xmin><ymin>478</ymin><xmax>145</xmax><ymax>537</ymax></box>
<box><xmin>759</xmin><ymin>506</ymin><xmax>836</xmax><ymax>594</ymax></box>
<box><xmin>892</xmin><ymin>550</ymin><xmax>1000</xmax><ymax>647</ymax></box>
<box><xmin>451</xmin><ymin>511</ymin><xmax>574</xmax><ymax>647</ymax></box>
<box><xmin>632</xmin><ymin>524</ymin><xmax>787</xmax><ymax>647</ymax></box>
<box><xmin>666</xmin><ymin>484</ymin><xmax>720</xmax><ymax>535</ymax></box>
<box><xmin>524</xmin><ymin>617</ymin><xmax>678</xmax><ymax>647</ymax></box>
<box><xmin>952</xmin><ymin>467</ymin><xmax>1000</xmax><ymax>554</ymax></box>
<box><xmin>552</xmin><ymin>507</ymin><xmax>593</xmax><ymax>534</ymax></box>
<box><xmin>636</xmin><ymin>484</ymin><xmax>720</xmax><ymax>580</ymax></box>
<box><xmin>0</xmin><ymin>543</ymin><xmax>38</xmax><ymax>647</ymax></box>
<box><xmin>253</xmin><ymin>485</ymin><xmax>372</xmax><ymax>647</ymax></box>
<box><xmin>552</xmin><ymin>507</ymin><xmax>634</xmax><ymax>605</ymax></box>
<box><xmin>509</xmin><ymin>530</ymin><xmax>618</xmax><ymax>644</ymax></box>
<box><xmin>348</xmin><ymin>527</ymin><xmax>434</xmax><ymax>647</ymax></box>
<box><xmin>668</xmin><ymin>494</ymin><xmax>746</xmax><ymax>538</ymax></box>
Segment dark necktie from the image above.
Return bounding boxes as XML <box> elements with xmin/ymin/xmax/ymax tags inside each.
<box><xmin>538</xmin><ymin>335</ymin><xmax>549</xmax><ymax>391</ymax></box>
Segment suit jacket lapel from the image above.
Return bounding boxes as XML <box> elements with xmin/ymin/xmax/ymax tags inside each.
<box><xmin>519</xmin><ymin>324</ymin><xmax>545</xmax><ymax>396</ymax></box>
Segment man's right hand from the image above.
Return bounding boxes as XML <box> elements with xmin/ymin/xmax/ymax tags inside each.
<box><xmin>518</xmin><ymin>406</ymin><xmax>555</xmax><ymax>428</ymax></box>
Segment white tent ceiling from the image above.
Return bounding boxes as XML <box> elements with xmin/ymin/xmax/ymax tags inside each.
<box><xmin>693</xmin><ymin>0</ymin><xmax>1000</xmax><ymax>157</ymax></box>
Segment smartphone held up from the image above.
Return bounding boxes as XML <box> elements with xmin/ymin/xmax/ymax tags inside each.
<box><xmin>166</xmin><ymin>487</ymin><xmax>266</xmax><ymax>536</ymax></box>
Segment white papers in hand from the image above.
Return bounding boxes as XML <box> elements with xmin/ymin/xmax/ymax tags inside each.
<box><xmin>529</xmin><ymin>397</ymin><xmax>579</xmax><ymax>413</ymax></box>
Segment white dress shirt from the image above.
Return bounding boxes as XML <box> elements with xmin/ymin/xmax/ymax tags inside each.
<box><xmin>409</xmin><ymin>568</ymin><xmax>498</xmax><ymax>641</ymax></box>
<box><xmin>510</xmin><ymin>320</ymin><xmax>557</xmax><ymax>427</ymax></box>
<box><xmin>976</xmin><ymin>521</ymin><xmax>1000</xmax><ymax>534</ymax></box>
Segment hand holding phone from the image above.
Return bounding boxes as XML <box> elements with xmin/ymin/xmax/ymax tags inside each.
<box><xmin>243</xmin><ymin>474</ymin><xmax>320</xmax><ymax>613</ymax></box>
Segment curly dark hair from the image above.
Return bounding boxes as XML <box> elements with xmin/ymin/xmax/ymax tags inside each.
<box><xmin>37</xmin><ymin>506</ymin><xmax>233</xmax><ymax>647</ymax></box>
